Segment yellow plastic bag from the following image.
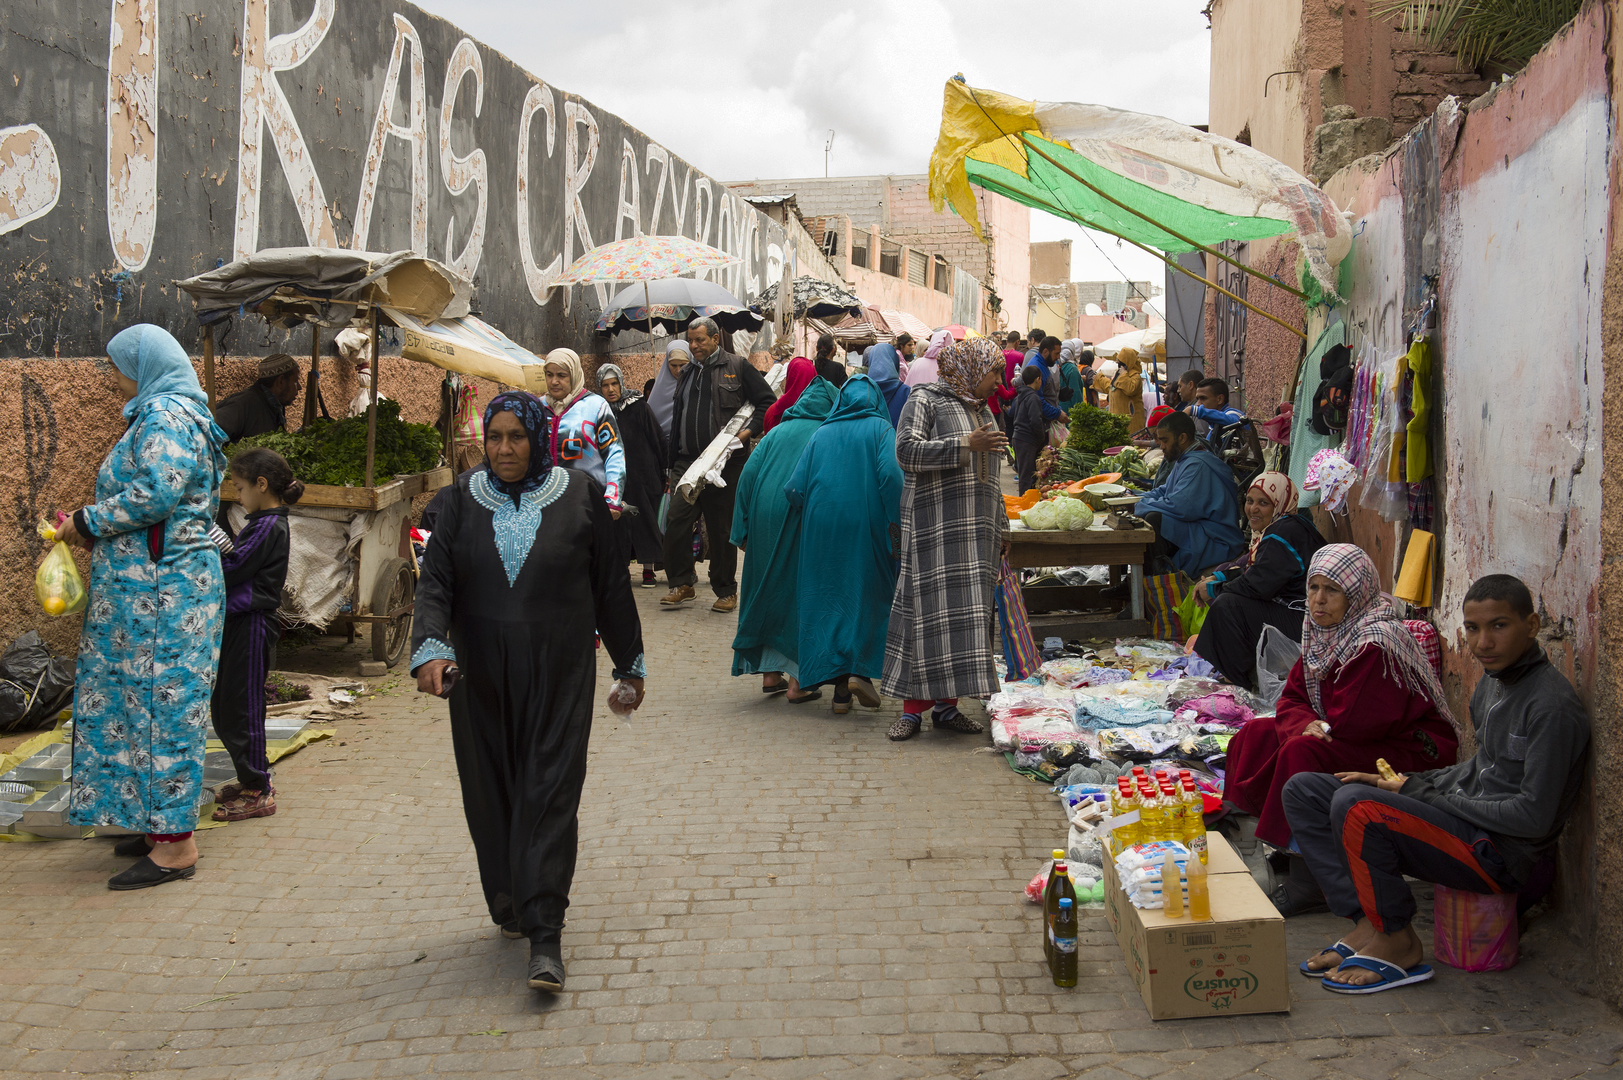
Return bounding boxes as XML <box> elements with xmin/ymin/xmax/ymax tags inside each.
<box><xmin>35</xmin><ymin>520</ymin><xmax>86</xmax><ymax>617</ymax></box>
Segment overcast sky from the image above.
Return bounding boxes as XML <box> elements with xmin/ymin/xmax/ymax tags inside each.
<box><xmin>420</xmin><ymin>0</ymin><xmax>1212</xmax><ymax>286</ymax></box>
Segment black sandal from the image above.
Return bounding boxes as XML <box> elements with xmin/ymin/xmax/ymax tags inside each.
<box><xmin>112</xmin><ymin>835</ymin><xmax>154</xmax><ymax>858</ymax></box>
<box><xmin>527</xmin><ymin>942</ymin><xmax>566</xmax><ymax>992</ymax></box>
<box><xmin>786</xmin><ymin>690</ymin><xmax>823</xmax><ymax>704</ymax></box>
<box><xmin>108</xmin><ymin>856</ymin><xmax>196</xmax><ymax>891</ymax></box>
<box><xmin>762</xmin><ymin>679</ymin><xmax>789</xmax><ymax>696</ymax></box>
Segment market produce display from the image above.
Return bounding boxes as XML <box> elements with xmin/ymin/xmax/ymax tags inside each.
<box><xmin>1018</xmin><ymin>497</ymin><xmax>1094</xmax><ymax>531</ymax></box>
<box><xmin>227</xmin><ymin>400</ymin><xmax>443</xmax><ymax>487</ymax></box>
<box><xmin>1065</xmin><ymin>403</ymin><xmax>1131</xmax><ymax>455</ymax></box>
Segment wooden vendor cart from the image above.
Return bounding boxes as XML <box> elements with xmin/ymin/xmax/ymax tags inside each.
<box><xmin>1006</xmin><ymin>523</ymin><xmax>1157</xmax><ymax>640</ymax></box>
<box><xmin>178</xmin><ymin>248</ymin><xmax>549</xmax><ymax>668</ymax></box>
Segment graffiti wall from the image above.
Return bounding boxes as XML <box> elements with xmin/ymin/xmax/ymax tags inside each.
<box><xmin>0</xmin><ymin>0</ymin><xmax>789</xmax><ymax>357</ymax></box>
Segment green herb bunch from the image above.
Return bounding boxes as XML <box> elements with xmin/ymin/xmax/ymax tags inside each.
<box><xmin>228</xmin><ymin>399</ymin><xmax>443</xmax><ymax>488</ymax></box>
<box><xmin>1065</xmin><ymin>403</ymin><xmax>1132</xmax><ymax>455</ymax></box>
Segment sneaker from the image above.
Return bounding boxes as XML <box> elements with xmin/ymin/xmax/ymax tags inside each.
<box><xmin>641</xmin><ymin>569</ymin><xmax>656</xmax><ymax>588</ymax></box>
<box><xmin>211</xmin><ymin>787</ymin><xmax>276</xmax><ymax>821</ymax></box>
<box><xmin>660</xmin><ymin>585</ymin><xmax>696</xmax><ymax>607</ymax></box>
<box><xmin>711</xmin><ymin>594</ymin><xmax>738</xmax><ymax>614</ymax></box>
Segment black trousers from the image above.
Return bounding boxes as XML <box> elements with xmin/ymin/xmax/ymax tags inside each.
<box><xmin>661</xmin><ymin>453</ymin><xmax>744</xmax><ymax>597</ymax></box>
<box><xmin>210</xmin><ymin>611</ymin><xmax>279</xmax><ymax>790</ymax></box>
<box><xmin>1012</xmin><ymin>439</ymin><xmax>1042</xmax><ymax>495</ymax></box>
<box><xmin>1193</xmin><ymin>593</ymin><xmax>1304</xmax><ymax>689</ymax></box>
<box><xmin>1281</xmin><ymin>773</ymin><xmax>1522</xmax><ymax>933</ymax></box>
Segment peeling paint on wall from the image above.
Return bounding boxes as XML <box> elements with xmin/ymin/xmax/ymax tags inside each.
<box><xmin>437</xmin><ymin>37</ymin><xmax>485</xmax><ymax>280</ymax></box>
<box><xmin>0</xmin><ymin>126</ymin><xmax>60</xmax><ymax>235</ymax></box>
<box><xmin>106</xmin><ymin>0</ymin><xmax>159</xmax><ymax>271</ymax></box>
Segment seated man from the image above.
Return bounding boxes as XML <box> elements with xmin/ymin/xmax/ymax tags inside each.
<box><xmin>1284</xmin><ymin>574</ymin><xmax>1590</xmax><ymax>993</ymax></box>
<box><xmin>1184</xmin><ymin>377</ymin><xmax>1243</xmax><ymax>443</ymax></box>
<box><xmin>215</xmin><ymin>353</ymin><xmax>302</xmax><ymax>443</ymax></box>
<box><xmin>1134</xmin><ymin>412</ymin><xmax>1243</xmax><ymax>577</ymax></box>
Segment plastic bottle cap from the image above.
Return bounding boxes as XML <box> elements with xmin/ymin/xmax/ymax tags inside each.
<box><xmin>1052</xmin><ymin>849</ymin><xmax>1066</xmax><ymax>859</ymax></box>
<box><xmin>1179</xmin><ymin>769</ymin><xmax>1192</xmax><ymax>778</ymax></box>
<box><xmin>1093</xmin><ymin>793</ymin><xmax>1108</xmax><ymax>802</ymax></box>
<box><xmin>1132</xmin><ymin>767</ymin><xmax>1146</xmax><ymax>776</ymax></box>
<box><xmin>1059</xmin><ymin>898</ymin><xmax>1073</xmax><ymax>908</ymax></box>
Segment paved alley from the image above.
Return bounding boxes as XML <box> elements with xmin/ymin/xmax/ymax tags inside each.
<box><xmin>0</xmin><ymin>583</ymin><xmax>1619</xmax><ymax>1079</ymax></box>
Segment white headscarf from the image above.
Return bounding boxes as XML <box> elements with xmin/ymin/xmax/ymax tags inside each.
<box><xmin>649</xmin><ymin>338</ymin><xmax>690</xmax><ymax>434</ymax></box>
<box><xmin>543</xmin><ymin>348</ymin><xmax>586</xmax><ymax>415</ymax></box>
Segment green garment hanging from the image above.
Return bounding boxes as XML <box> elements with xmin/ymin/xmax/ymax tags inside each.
<box><xmin>1405</xmin><ymin>337</ymin><xmax>1433</xmax><ymax>482</ymax></box>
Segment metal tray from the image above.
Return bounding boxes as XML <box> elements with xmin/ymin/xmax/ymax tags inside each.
<box><xmin>12</xmin><ymin>744</ymin><xmax>71</xmax><ymax>784</ymax></box>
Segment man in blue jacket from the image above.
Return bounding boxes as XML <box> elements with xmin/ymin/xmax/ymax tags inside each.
<box><xmin>1134</xmin><ymin>412</ymin><xmax>1243</xmax><ymax>575</ymax></box>
<box><xmin>1184</xmin><ymin>377</ymin><xmax>1243</xmax><ymax>444</ymax></box>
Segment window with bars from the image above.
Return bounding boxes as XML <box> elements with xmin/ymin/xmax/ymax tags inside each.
<box><xmin>879</xmin><ymin>238</ymin><xmax>902</xmax><ymax>278</ymax></box>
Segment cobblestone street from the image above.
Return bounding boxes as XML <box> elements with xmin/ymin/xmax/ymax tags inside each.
<box><xmin>1</xmin><ymin>582</ymin><xmax>1619</xmax><ymax>1079</ymax></box>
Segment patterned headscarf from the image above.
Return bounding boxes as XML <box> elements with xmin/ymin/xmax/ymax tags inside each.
<box><xmin>596</xmin><ymin>362</ymin><xmax>639</xmax><ymax>412</ymax></box>
<box><xmin>542</xmin><ymin>348</ymin><xmax>586</xmax><ymax>414</ymax></box>
<box><xmin>482</xmin><ymin>391</ymin><xmax>552</xmax><ymax>499</ymax></box>
<box><xmin>1246</xmin><ymin>471</ymin><xmax>1298</xmax><ymax>555</ymax></box>
<box><xmin>937</xmin><ymin>337</ymin><xmax>1003</xmax><ymax>403</ymax></box>
<box><xmin>1300</xmin><ymin>544</ymin><xmax>1457</xmax><ymax>731</ymax></box>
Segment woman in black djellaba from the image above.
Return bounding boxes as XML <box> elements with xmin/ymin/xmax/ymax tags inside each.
<box><xmin>411</xmin><ymin>390</ymin><xmax>646</xmax><ymax>994</ymax></box>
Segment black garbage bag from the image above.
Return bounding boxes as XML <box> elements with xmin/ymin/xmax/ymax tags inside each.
<box><xmin>0</xmin><ymin>631</ymin><xmax>75</xmax><ymax>735</ymax></box>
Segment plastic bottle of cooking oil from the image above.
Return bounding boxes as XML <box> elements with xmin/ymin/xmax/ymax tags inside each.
<box><xmin>1181</xmin><ymin>780</ymin><xmax>1208</xmax><ymax>864</ymax></box>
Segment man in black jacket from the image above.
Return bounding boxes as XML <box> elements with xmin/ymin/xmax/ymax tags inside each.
<box><xmin>215</xmin><ymin>354</ymin><xmax>302</xmax><ymax>443</ymax></box>
<box><xmin>1285</xmin><ymin>574</ymin><xmax>1590</xmax><ymax>993</ymax></box>
<box><xmin>660</xmin><ymin>317</ymin><xmax>776</xmax><ymax>612</ymax></box>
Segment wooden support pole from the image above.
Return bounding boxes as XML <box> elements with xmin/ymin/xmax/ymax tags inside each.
<box><xmin>202</xmin><ymin>325</ymin><xmax>216</xmax><ymax>409</ymax></box>
<box><xmin>303</xmin><ymin>322</ymin><xmax>320</xmax><ymax>430</ymax></box>
<box><xmin>365</xmin><ymin>306</ymin><xmax>379</xmax><ymax>488</ymax></box>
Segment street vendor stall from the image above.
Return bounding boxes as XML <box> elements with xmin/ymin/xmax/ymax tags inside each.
<box><xmin>176</xmin><ymin>248</ymin><xmax>549</xmax><ymax>667</ymax></box>
<box><xmin>1007</xmin><ymin>523</ymin><xmax>1155</xmax><ymax>638</ymax></box>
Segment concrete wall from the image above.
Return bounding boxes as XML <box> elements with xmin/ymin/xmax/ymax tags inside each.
<box><xmin>1309</xmin><ymin>6</ymin><xmax>1618</xmax><ymax>999</ymax></box>
<box><xmin>1209</xmin><ymin>0</ymin><xmax>1309</xmax><ymax>170</ymax></box>
<box><xmin>1029</xmin><ymin>240</ymin><xmax>1071</xmax><ymax>287</ymax></box>
<box><xmin>847</xmin><ymin>264</ymin><xmax>955</xmax><ymax>331</ymax></box>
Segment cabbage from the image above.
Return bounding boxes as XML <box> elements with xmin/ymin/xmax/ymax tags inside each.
<box><xmin>1053</xmin><ymin>497</ymin><xmax>1095</xmax><ymax>530</ymax></box>
<box><xmin>1020</xmin><ymin>500</ymin><xmax>1061</xmax><ymax>530</ymax></box>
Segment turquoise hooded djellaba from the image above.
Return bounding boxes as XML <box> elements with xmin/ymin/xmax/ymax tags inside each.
<box><xmin>729</xmin><ymin>377</ymin><xmax>840</xmax><ymax>678</ymax></box>
<box><xmin>784</xmin><ymin>376</ymin><xmax>904</xmax><ymax>687</ymax></box>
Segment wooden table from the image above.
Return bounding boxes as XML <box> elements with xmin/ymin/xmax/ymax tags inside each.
<box><xmin>1006</xmin><ymin>523</ymin><xmax>1157</xmax><ymax>638</ymax></box>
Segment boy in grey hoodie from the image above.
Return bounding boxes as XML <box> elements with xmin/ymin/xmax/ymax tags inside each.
<box><xmin>1283</xmin><ymin>574</ymin><xmax>1589</xmax><ymax>993</ymax></box>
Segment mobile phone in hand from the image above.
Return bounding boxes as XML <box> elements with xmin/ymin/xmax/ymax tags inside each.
<box><xmin>438</xmin><ymin>665</ymin><xmax>460</xmax><ymax>698</ymax></box>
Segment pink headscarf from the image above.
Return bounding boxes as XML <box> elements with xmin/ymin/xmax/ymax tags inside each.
<box><xmin>1245</xmin><ymin>471</ymin><xmax>1298</xmax><ymax>555</ymax></box>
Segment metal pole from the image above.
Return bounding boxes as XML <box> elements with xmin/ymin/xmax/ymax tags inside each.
<box><xmin>365</xmin><ymin>306</ymin><xmax>379</xmax><ymax>488</ymax></box>
<box><xmin>202</xmin><ymin>325</ymin><xmax>216</xmax><ymax>409</ymax></box>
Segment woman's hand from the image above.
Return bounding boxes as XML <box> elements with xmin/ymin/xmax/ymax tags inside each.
<box><xmin>610</xmin><ymin>677</ymin><xmax>646</xmax><ymax>714</ymax></box>
<box><xmin>416</xmin><ymin>659</ymin><xmax>454</xmax><ymax>696</ymax></box>
<box><xmin>54</xmin><ymin>513</ymin><xmax>90</xmax><ymax>549</ymax></box>
<box><xmin>1336</xmin><ymin>769</ymin><xmax>1405</xmax><ymax>792</ymax></box>
<box><xmin>966</xmin><ymin>424</ymin><xmax>1008</xmax><ymax>454</ymax></box>
<box><xmin>610</xmin><ymin>508</ymin><xmax>622</xmax><ymax>520</ymax></box>
<box><xmin>1304</xmin><ymin>719</ymin><xmax>1333</xmax><ymax>742</ymax></box>
<box><xmin>1193</xmin><ymin>576</ymin><xmax>1217</xmax><ymax>607</ymax></box>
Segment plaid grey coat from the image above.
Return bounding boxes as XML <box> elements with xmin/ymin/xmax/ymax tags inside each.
<box><xmin>881</xmin><ymin>384</ymin><xmax>1008</xmax><ymax>701</ymax></box>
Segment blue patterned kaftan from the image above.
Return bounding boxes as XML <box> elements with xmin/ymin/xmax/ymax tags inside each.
<box><xmin>68</xmin><ymin>398</ymin><xmax>228</xmax><ymax>834</ymax></box>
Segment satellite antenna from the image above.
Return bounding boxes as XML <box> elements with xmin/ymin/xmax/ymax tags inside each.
<box><xmin>1085</xmin><ymin>303</ymin><xmax>1103</xmax><ymax>317</ymax></box>
<box><xmin>825</xmin><ymin>130</ymin><xmax>836</xmax><ymax>178</ymax></box>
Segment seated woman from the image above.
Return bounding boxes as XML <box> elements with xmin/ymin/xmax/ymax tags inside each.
<box><xmin>1225</xmin><ymin>545</ymin><xmax>1460</xmax><ymax>863</ymax></box>
<box><xmin>1193</xmin><ymin>472</ymin><xmax>1325</xmax><ymax>688</ymax></box>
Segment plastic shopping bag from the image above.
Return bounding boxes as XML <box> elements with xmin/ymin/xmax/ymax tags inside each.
<box><xmin>1174</xmin><ymin>587</ymin><xmax>1208</xmax><ymax>640</ymax></box>
<box><xmin>34</xmin><ymin>520</ymin><xmax>86</xmax><ymax>617</ymax></box>
<box><xmin>1255</xmin><ymin>623</ymin><xmax>1302</xmax><ymax>709</ymax></box>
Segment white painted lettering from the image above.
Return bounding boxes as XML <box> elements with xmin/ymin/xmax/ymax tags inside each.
<box><xmin>352</xmin><ymin>13</ymin><xmax>428</xmax><ymax>254</ymax></box>
<box><xmin>106</xmin><ymin>0</ymin><xmax>158</xmax><ymax>271</ymax></box>
<box><xmin>0</xmin><ymin>125</ymin><xmax>61</xmax><ymax>235</ymax></box>
<box><xmin>438</xmin><ymin>37</ymin><xmax>486</xmax><ymax>279</ymax></box>
<box><xmin>644</xmin><ymin>143</ymin><xmax>670</xmax><ymax>234</ymax></box>
<box><xmin>615</xmin><ymin>138</ymin><xmax>640</xmax><ymax>241</ymax></box>
<box><xmin>516</xmin><ymin>81</ymin><xmax>559</xmax><ymax>304</ymax></box>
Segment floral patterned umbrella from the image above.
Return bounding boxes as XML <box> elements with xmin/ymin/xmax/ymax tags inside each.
<box><xmin>751</xmin><ymin>275</ymin><xmax>866</xmax><ymax>321</ymax></box>
<box><xmin>554</xmin><ymin>235</ymin><xmax>740</xmax><ymax>285</ymax></box>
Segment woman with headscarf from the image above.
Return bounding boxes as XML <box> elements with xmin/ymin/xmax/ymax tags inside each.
<box><xmin>786</xmin><ymin>376</ymin><xmax>902</xmax><ymax>714</ymax></box>
<box><xmin>863</xmin><ymin>343</ymin><xmax>911</xmax><ymax>428</ymax></box>
<box><xmin>53</xmin><ymin>325</ymin><xmax>228</xmax><ymax>889</ymax></box>
<box><xmin>1191</xmin><ymin>472</ymin><xmax>1326</xmax><ymax>687</ymax></box>
<box><xmin>1094</xmin><ymin>346</ymin><xmax>1148</xmax><ymax>430</ymax></box>
<box><xmin>412</xmin><ymin>391</ymin><xmax>645</xmax><ymax>994</ymax></box>
<box><xmin>903</xmin><ymin>328</ymin><xmax>953</xmax><ymax>388</ymax></box>
<box><xmin>1057</xmin><ymin>339</ymin><xmax>1088</xmax><ymax>408</ymax></box>
<box><xmin>540</xmin><ymin>348</ymin><xmax>625</xmax><ymax>516</ymax></box>
<box><xmin>760</xmin><ymin>357</ymin><xmax>816</xmax><ymax>434</ymax></box>
<box><xmin>648</xmin><ymin>339</ymin><xmax>691</xmax><ymax>447</ymax></box>
<box><xmin>596</xmin><ymin>363</ymin><xmax>666</xmax><ymax>587</ymax></box>
<box><xmin>881</xmin><ymin>338</ymin><xmax>1010</xmax><ymax>741</ymax></box>
<box><xmin>730</xmin><ymin>370</ymin><xmax>839</xmax><ymax>703</ymax></box>
<box><xmin>1224</xmin><ymin>545</ymin><xmax>1458</xmax><ymax>862</ymax></box>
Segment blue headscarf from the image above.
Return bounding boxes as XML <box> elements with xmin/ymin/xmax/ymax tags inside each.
<box><xmin>106</xmin><ymin>324</ymin><xmax>211</xmax><ymax>420</ymax></box>
<box><xmin>862</xmin><ymin>344</ymin><xmax>910</xmax><ymax>427</ymax></box>
<box><xmin>823</xmin><ymin>374</ymin><xmax>891</xmax><ymax>426</ymax></box>
<box><xmin>481</xmin><ymin>390</ymin><xmax>553</xmax><ymax>500</ymax></box>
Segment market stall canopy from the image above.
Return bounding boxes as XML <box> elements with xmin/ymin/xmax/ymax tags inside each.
<box><xmin>176</xmin><ymin>248</ymin><xmax>471</xmax><ymax>328</ymax></box>
<box><xmin>752</xmin><ymin>275</ymin><xmax>865</xmax><ymax>321</ymax></box>
<box><xmin>596</xmin><ymin>277</ymin><xmax>763</xmax><ymax>334</ymax></box>
<box><xmin>927</xmin><ymin>78</ymin><xmax>1351</xmax><ymax>301</ymax></box>
<box><xmin>385</xmin><ymin>307</ymin><xmax>548</xmax><ymax>392</ymax></box>
<box><xmin>881</xmin><ymin>309</ymin><xmax>934</xmax><ymax>340</ymax></box>
<box><xmin>553</xmin><ymin>234</ymin><xmax>740</xmax><ymax>286</ymax></box>
<box><xmin>1093</xmin><ymin>326</ymin><xmax>1166</xmax><ymax>359</ymax></box>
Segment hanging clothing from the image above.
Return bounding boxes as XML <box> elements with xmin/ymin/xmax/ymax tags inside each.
<box><xmin>864</xmin><ymin>343</ymin><xmax>911</xmax><ymax>428</ymax></box>
<box><xmin>598</xmin><ymin>365</ymin><xmax>667</xmax><ymax>564</ymax></box>
<box><xmin>1405</xmin><ymin>336</ymin><xmax>1434</xmax><ymax>481</ymax></box>
<box><xmin>729</xmin><ymin>378</ymin><xmax>840</xmax><ymax>678</ymax></box>
<box><xmin>785</xmin><ymin>376</ymin><xmax>903</xmax><ymax>687</ymax></box>
<box><xmin>1134</xmin><ymin>441</ymin><xmax>1244</xmax><ymax>576</ymax></box>
<box><xmin>1192</xmin><ymin>512</ymin><xmax>1325</xmax><ymax>687</ymax></box>
<box><xmin>1288</xmin><ymin>323</ymin><xmax>1343</xmax><ymax>507</ymax></box>
<box><xmin>761</xmin><ymin>357</ymin><xmax>816</xmax><ymax>434</ymax></box>
<box><xmin>68</xmin><ymin>325</ymin><xmax>229</xmax><ymax>835</ymax></box>
<box><xmin>411</xmin><ymin>448</ymin><xmax>644</xmax><ymax>942</ymax></box>
<box><xmin>1226</xmin><ymin>644</ymin><xmax>1459</xmax><ymax>847</ymax></box>
<box><xmin>1094</xmin><ymin>347</ymin><xmax>1147</xmax><ymax>430</ymax></box>
<box><xmin>881</xmin><ymin>340</ymin><xmax>1008</xmax><ymax>701</ymax></box>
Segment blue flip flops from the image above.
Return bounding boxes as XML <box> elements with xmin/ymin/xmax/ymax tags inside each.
<box><xmin>1321</xmin><ymin>953</ymin><xmax>1434</xmax><ymax>994</ymax></box>
<box><xmin>1299</xmin><ymin>941</ymin><xmax>1354</xmax><ymax>978</ymax></box>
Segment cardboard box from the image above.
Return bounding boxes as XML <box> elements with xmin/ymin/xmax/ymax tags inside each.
<box><xmin>1103</xmin><ymin>833</ymin><xmax>1289</xmax><ymax>1019</ymax></box>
